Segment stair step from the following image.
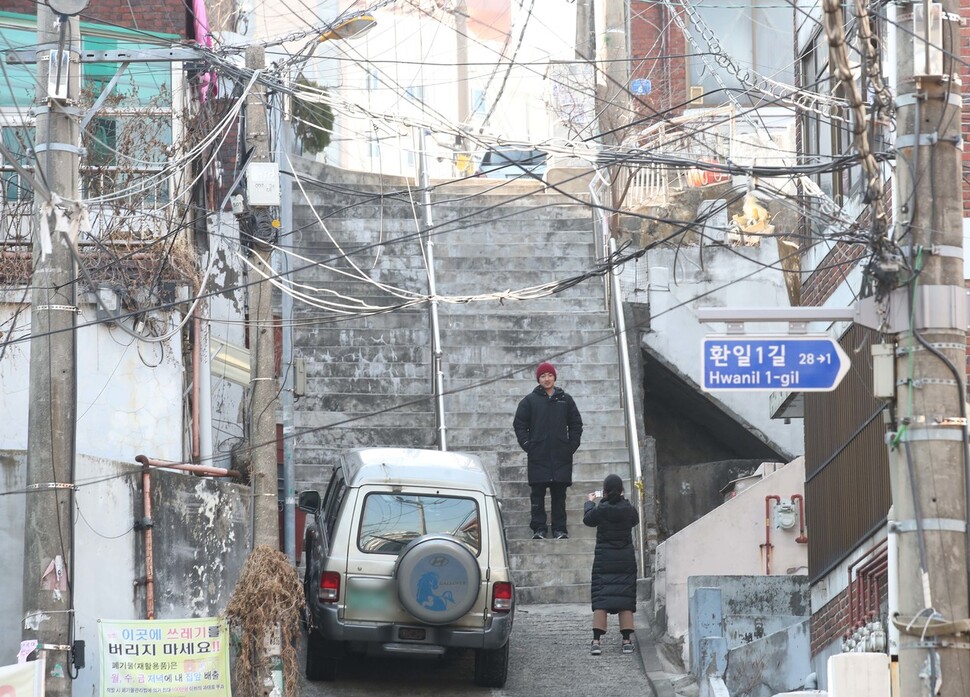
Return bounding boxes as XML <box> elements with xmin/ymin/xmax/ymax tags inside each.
<box><xmin>511</xmin><ymin>568</ymin><xmax>591</xmax><ymax>587</ymax></box>
<box><xmin>516</xmin><ymin>583</ymin><xmax>591</xmax><ymax>604</ymax></box>
<box><xmin>505</xmin><ymin>526</ymin><xmax>596</xmax><ymax>543</ymax></box>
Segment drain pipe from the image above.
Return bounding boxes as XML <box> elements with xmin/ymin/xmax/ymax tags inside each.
<box><xmin>417</xmin><ymin>127</ymin><xmax>447</xmax><ymax>451</ymax></box>
<box><xmin>139</xmin><ymin>458</ymin><xmax>155</xmax><ymax>620</ymax></box>
<box><xmin>590</xmin><ymin>170</ymin><xmax>645</xmax><ymax>577</ymax></box>
<box><xmin>887</xmin><ymin>508</ymin><xmax>900</xmax><ymax>687</ymax></box>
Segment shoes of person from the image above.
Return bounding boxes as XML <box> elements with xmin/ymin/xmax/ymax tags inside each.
<box><xmin>621</xmin><ymin>640</ymin><xmax>635</xmax><ymax>654</ymax></box>
<box><xmin>590</xmin><ymin>641</ymin><xmax>602</xmax><ymax>656</ymax></box>
<box><xmin>554</xmin><ymin>532</ymin><xmax>569</xmax><ymax>539</ymax></box>
<box><xmin>532</xmin><ymin>531</ymin><xmax>546</xmax><ymax>539</ymax></box>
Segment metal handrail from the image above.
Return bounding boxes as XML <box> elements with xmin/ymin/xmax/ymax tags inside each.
<box><xmin>590</xmin><ymin>170</ymin><xmax>646</xmax><ymax>578</ymax></box>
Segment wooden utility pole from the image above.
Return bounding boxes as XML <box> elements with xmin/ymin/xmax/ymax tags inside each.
<box><xmin>22</xmin><ymin>4</ymin><xmax>81</xmax><ymax>696</ymax></box>
<box><xmin>244</xmin><ymin>46</ymin><xmax>280</xmax><ymax>548</ymax></box>
<box><xmin>891</xmin><ymin>2</ymin><xmax>968</xmax><ymax>694</ymax></box>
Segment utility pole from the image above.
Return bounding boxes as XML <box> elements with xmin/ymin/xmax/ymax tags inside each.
<box><xmin>593</xmin><ymin>0</ymin><xmax>629</xmax><ymax>147</ymax></box>
<box><xmin>416</xmin><ymin>127</ymin><xmax>446</xmax><ymax>451</ymax></box>
<box><xmin>890</xmin><ymin>2</ymin><xmax>968</xmax><ymax>695</ymax></box>
<box><xmin>22</xmin><ymin>3</ymin><xmax>82</xmax><ymax>695</ymax></box>
<box><xmin>244</xmin><ymin>45</ymin><xmax>280</xmax><ymax>549</ymax></box>
<box><xmin>593</xmin><ymin>0</ymin><xmax>630</xmax><ymax>221</ymax></box>
<box><xmin>454</xmin><ymin>0</ymin><xmax>469</xmax><ymax>173</ymax></box>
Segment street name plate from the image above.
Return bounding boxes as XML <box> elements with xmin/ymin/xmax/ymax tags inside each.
<box><xmin>701</xmin><ymin>335</ymin><xmax>850</xmax><ymax>392</ymax></box>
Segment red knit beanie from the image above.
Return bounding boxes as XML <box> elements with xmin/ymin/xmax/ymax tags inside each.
<box><xmin>535</xmin><ymin>362</ymin><xmax>557</xmax><ymax>382</ymax></box>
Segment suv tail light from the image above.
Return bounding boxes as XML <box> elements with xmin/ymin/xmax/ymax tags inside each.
<box><xmin>491</xmin><ymin>582</ymin><xmax>513</xmax><ymax>612</ymax></box>
<box><xmin>319</xmin><ymin>571</ymin><xmax>340</xmax><ymax>603</ymax></box>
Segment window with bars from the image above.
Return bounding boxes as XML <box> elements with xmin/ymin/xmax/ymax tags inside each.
<box><xmin>0</xmin><ymin>13</ymin><xmax>179</xmax><ymax>232</ymax></box>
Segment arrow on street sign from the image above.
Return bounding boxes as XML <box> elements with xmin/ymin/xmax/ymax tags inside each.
<box><xmin>701</xmin><ymin>335</ymin><xmax>850</xmax><ymax>392</ymax></box>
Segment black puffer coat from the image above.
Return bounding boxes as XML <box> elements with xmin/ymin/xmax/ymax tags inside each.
<box><xmin>583</xmin><ymin>497</ymin><xmax>639</xmax><ymax>612</ymax></box>
<box><xmin>512</xmin><ymin>385</ymin><xmax>583</xmax><ymax>485</ymax></box>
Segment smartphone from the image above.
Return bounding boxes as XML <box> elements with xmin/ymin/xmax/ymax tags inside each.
<box><xmin>593</xmin><ymin>490</ymin><xmax>602</xmax><ymax>498</ymax></box>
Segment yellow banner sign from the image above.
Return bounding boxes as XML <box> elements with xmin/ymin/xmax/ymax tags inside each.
<box><xmin>98</xmin><ymin>618</ymin><xmax>229</xmax><ymax>697</ymax></box>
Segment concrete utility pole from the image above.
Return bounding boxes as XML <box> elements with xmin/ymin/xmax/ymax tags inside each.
<box><xmin>244</xmin><ymin>46</ymin><xmax>280</xmax><ymax>548</ymax></box>
<box><xmin>22</xmin><ymin>4</ymin><xmax>81</xmax><ymax>695</ymax></box>
<box><xmin>454</xmin><ymin>0</ymin><xmax>469</xmax><ymax>169</ymax></box>
<box><xmin>593</xmin><ymin>0</ymin><xmax>629</xmax><ymax>147</ymax></box>
<box><xmin>890</xmin><ymin>2</ymin><xmax>968</xmax><ymax>694</ymax></box>
<box><xmin>593</xmin><ymin>0</ymin><xmax>630</xmax><ymax>221</ymax></box>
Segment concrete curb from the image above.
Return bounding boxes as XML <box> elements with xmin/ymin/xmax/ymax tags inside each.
<box><xmin>635</xmin><ymin>604</ymin><xmax>694</xmax><ymax>697</ymax></box>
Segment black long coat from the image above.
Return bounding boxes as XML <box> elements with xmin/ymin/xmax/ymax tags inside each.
<box><xmin>583</xmin><ymin>497</ymin><xmax>639</xmax><ymax>612</ymax></box>
<box><xmin>512</xmin><ymin>385</ymin><xmax>583</xmax><ymax>486</ymax></box>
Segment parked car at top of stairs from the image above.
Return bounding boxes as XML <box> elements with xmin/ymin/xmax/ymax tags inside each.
<box><xmin>476</xmin><ymin>148</ymin><xmax>547</xmax><ymax>178</ymax></box>
<box><xmin>298</xmin><ymin>447</ymin><xmax>516</xmax><ymax>687</ymax></box>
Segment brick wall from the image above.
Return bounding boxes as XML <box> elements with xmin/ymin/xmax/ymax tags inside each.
<box><xmin>799</xmin><ymin>241</ymin><xmax>868</xmax><ymax>307</ymax></box>
<box><xmin>810</xmin><ymin>575</ymin><xmax>889</xmax><ymax>656</ymax></box>
<box><xmin>629</xmin><ymin>2</ymin><xmax>687</xmax><ymax>123</ymax></box>
<box><xmin>4</xmin><ymin>0</ymin><xmax>188</xmax><ymax>36</ymax></box>
<box><xmin>810</xmin><ymin>587</ymin><xmax>850</xmax><ymax>655</ymax></box>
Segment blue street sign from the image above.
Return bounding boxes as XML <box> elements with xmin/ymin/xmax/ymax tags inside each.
<box><xmin>701</xmin><ymin>335</ymin><xmax>850</xmax><ymax>392</ymax></box>
<box><xmin>631</xmin><ymin>78</ymin><xmax>652</xmax><ymax>95</ymax></box>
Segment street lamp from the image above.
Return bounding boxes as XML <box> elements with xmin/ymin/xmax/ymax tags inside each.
<box><xmin>278</xmin><ymin>11</ymin><xmax>377</xmax><ymax>564</ymax></box>
<box><xmin>318</xmin><ymin>13</ymin><xmax>376</xmax><ymax>43</ymax></box>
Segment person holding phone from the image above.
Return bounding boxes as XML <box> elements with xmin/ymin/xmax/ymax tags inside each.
<box><xmin>583</xmin><ymin>473</ymin><xmax>639</xmax><ymax>655</ymax></box>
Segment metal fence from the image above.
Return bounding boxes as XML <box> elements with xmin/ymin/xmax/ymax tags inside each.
<box><xmin>804</xmin><ymin>324</ymin><xmax>890</xmax><ymax>582</ymax></box>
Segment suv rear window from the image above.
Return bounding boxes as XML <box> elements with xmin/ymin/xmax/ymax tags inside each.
<box><xmin>358</xmin><ymin>493</ymin><xmax>481</xmax><ymax>554</ymax></box>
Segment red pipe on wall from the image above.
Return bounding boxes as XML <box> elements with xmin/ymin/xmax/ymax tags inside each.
<box><xmin>791</xmin><ymin>493</ymin><xmax>808</xmax><ymax>543</ymax></box>
<box><xmin>141</xmin><ymin>460</ymin><xmax>155</xmax><ymax>620</ymax></box>
<box><xmin>847</xmin><ymin>538</ymin><xmax>888</xmax><ymax>628</ymax></box>
<box><xmin>135</xmin><ymin>454</ymin><xmax>240</xmax><ymax>478</ymax></box>
<box><xmin>858</xmin><ymin>555</ymin><xmax>889</xmax><ymax>626</ymax></box>
<box><xmin>192</xmin><ymin>313</ymin><xmax>201</xmax><ymax>462</ymax></box>
<box><xmin>764</xmin><ymin>495</ymin><xmax>781</xmax><ymax>574</ymax></box>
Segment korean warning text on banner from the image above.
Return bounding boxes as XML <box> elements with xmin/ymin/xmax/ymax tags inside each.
<box><xmin>99</xmin><ymin>618</ymin><xmax>230</xmax><ymax>697</ymax></box>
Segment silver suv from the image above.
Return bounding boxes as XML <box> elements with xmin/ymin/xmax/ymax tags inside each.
<box><xmin>298</xmin><ymin>448</ymin><xmax>515</xmax><ymax>687</ymax></box>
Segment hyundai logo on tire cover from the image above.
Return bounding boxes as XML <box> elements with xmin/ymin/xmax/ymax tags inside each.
<box><xmin>430</xmin><ymin>555</ymin><xmax>449</xmax><ymax>567</ymax></box>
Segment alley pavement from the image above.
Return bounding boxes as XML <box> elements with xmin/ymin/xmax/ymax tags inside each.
<box><xmin>299</xmin><ymin>601</ymin><xmax>696</xmax><ymax>696</ymax></box>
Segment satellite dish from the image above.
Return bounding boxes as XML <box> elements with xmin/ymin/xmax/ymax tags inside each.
<box><xmin>46</xmin><ymin>0</ymin><xmax>90</xmax><ymax>16</ymax></box>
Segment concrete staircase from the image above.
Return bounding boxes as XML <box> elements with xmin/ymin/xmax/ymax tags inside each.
<box><xmin>290</xmin><ymin>162</ymin><xmax>630</xmax><ymax>604</ymax></box>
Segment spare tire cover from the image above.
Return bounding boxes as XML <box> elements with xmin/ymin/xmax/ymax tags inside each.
<box><xmin>395</xmin><ymin>535</ymin><xmax>482</xmax><ymax>625</ymax></box>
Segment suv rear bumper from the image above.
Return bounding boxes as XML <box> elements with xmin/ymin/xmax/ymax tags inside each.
<box><xmin>312</xmin><ymin>604</ymin><xmax>513</xmax><ymax>651</ymax></box>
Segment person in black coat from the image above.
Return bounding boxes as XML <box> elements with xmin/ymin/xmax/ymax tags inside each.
<box><xmin>583</xmin><ymin>473</ymin><xmax>639</xmax><ymax>655</ymax></box>
<box><xmin>512</xmin><ymin>362</ymin><xmax>583</xmax><ymax>539</ymax></box>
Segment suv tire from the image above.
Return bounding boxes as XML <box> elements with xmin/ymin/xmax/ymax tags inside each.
<box><xmin>394</xmin><ymin>534</ymin><xmax>481</xmax><ymax>625</ymax></box>
<box><xmin>474</xmin><ymin>641</ymin><xmax>510</xmax><ymax>687</ymax></box>
<box><xmin>305</xmin><ymin>630</ymin><xmax>338</xmax><ymax>682</ymax></box>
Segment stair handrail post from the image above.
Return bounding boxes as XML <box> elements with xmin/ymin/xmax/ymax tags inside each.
<box><xmin>416</xmin><ymin>126</ymin><xmax>447</xmax><ymax>451</ymax></box>
<box><xmin>590</xmin><ymin>171</ymin><xmax>612</xmax><ymax>315</ymax></box>
<box><xmin>591</xmin><ymin>170</ymin><xmax>646</xmax><ymax>578</ymax></box>
<box><xmin>609</xmin><ymin>236</ymin><xmax>646</xmax><ymax>578</ymax></box>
